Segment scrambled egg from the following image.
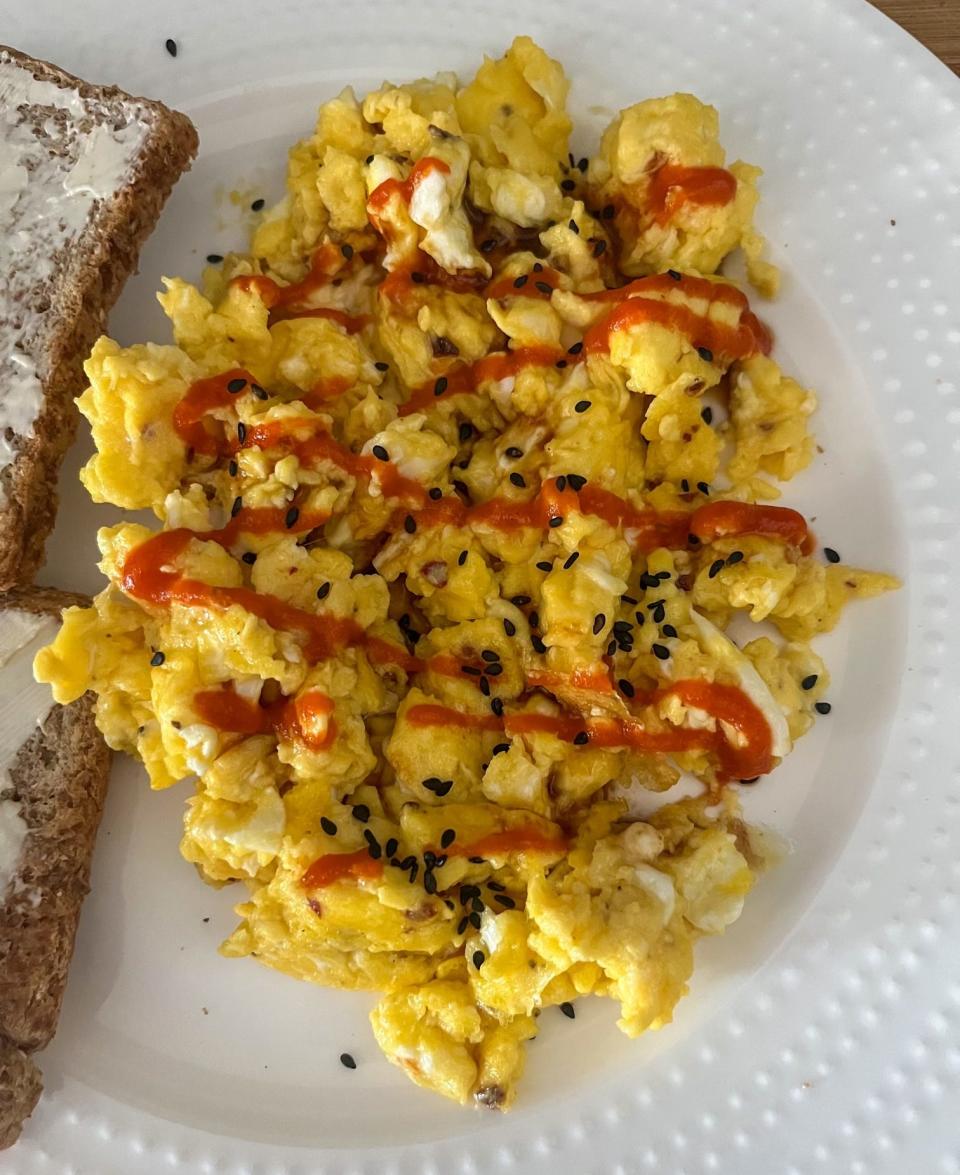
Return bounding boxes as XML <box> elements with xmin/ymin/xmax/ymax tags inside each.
<box><xmin>34</xmin><ymin>37</ymin><xmax>898</xmax><ymax>1110</ymax></box>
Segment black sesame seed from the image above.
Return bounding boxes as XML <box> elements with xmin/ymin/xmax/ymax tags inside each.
<box><xmin>231</xmin><ymin>496</ymin><xmax>243</xmax><ymax>517</ymax></box>
<box><xmin>251</xmin><ymin>198</ymin><xmax>265</xmax><ymax>212</ymax></box>
<box><xmin>408</xmin><ymin>861</ymin><xmax>419</xmax><ymax>882</ymax></box>
<box><xmin>561</xmin><ymin>179</ymin><xmax>576</xmax><ymax>192</ymax></box>
<box><xmin>529</xmin><ymin>611</ymin><xmax>539</xmax><ymax>629</ymax></box>
<box><xmin>640</xmin><ymin>573</ymin><xmax>660</xmax><ymax>589</ymax></box>
<box><xmin>440</xmin><ymin>829</ymin><xmax>456</xmax><ymax>850</ymax></box>
<box><xmin>460</xmin><ymin>885</ymin><xmax>480</xmax><ymax>902</ymax></box>
<box><xmin>697</xmin><ymin>481</ymin><xmax>711</xmax><ymax>495</ymax></box>
<box><xmin>236</xmin><ymin>421</ymin><xmax>247</xmax><ymax>445</ymax></box>
<box><xmin>593</xmin><ymin>613</ymin><xmax>606</xmax><ymax>635</ymax></box>
<box><xmin>567</xmin><ymin>219</ymin><xmax>579</xmax><ymax>234</ymax></box>
<box><xmin>352</xmin><ymin>804</ymin><xmax>370</xmax><ymax>823</ymax></box>
<box><xmin>228</xmin><ymin>459</ymin><xmax>239</xmax><ymax>477</ymax></box>
<box><xmin>619</xmin><ymin>679</ymin><xmax>635</xmax><ymax>697</ymax></box>
<box><xmin>708</xmin><ymin>559</ymin><xmax>725</xmax><ymax>579</ymax></box>
<box><xmin>613</xmin><ymin>620</ymin><xmax>632</xmax><ymax>633</ymax></box>
<box><xmin>340</xmin><ymin>243</ymin><xmax>354</xmax><ymax>260</ymax></box>
<box><xmin>340</xmin><ymin>1052</ymin><xmax>357</xmax><ymax>1070</ymax></box>
<box><xmin>458</xmin><ymin>549</ymin><xmax>468</xmax><ymax>566</ymax></box>
<box><xmin>815</xmin><ymin>701</ymin><xmax>832</xmax><ymax>715</ymax></box>
<box><xmin>492</xmin><ymin>743</ymin><xmax>510</xmax><ymax>756</ymax></box>
<box><xmin>494</xmin><ymin>893</ymin><xmax>516</xmax><ymax>908</ymax></box>
<box><xmin>485</xmin><ymin>664</ymin><xmax>503</xmax><ymax>677</ymax></box>
<box><xmin>424</xmin><ymin>851</ymin><xmax>438</xmax><ymax>870</ymax></box>
<box><xmin>536</xmin><ymin>281</ymin><xmax>553</xmax><ymax>295</ymax></box>
<box><xmin>480</xmin><ymin>238</ymin><xmax>497</xmax><ymax>253</ymax></box>
<box><xmin>667</xmin><ymin>269</ymin><xmax>682</xmax><ymax>281</ymax></box>
<box><xmin>531</xmin><ymin>635</ymin><xmax>547</xmax><ymax>654</ymax></box>
<box><xmin>652</xmin><ymin>643</ymin><xmax>670</xmax><ymax>661</ymax></box>
<box><xmin>316</xmin><ymin>582</ymin><xmax>331</xmax><ymax>600</ymax></box>
<box><xmin>513</xmin><ymin>274</ymin><xmax>529</xmax><ymax>289</ymax></box>
<box><xmin>428</xmin><ymin>487</ymin><xmax>443</xmax><ymax>500</ymax></box>
<box><xmin>385</xmin><ymin>838</ymin><xmax>398</xmax><ymax>858</ymax></box>
<box><xmin>501</xmin><ymin>619</ymin><xmax>516</xmax><ymax>639</ymax></box>
<box><xmin>549</xmin><ymin>516</ymin><xmax>563</xmax><ymax>528</ymax></box>
<box><xmin>567</xmin><ymin>473</ymin><xmax>587</xmax><ymax>492</ymax></box>
<box><xmin>424</xmin><ymin>871</ymin><xmax>438</xmax><ymax>894</ymax></box>
<box><xmin>701</xmin><ymin>406</ymin><xmax>713</xmax><ymax>425</ymax></box>
<box><xmin>457</xmin><ymin>916</ymin><xmax>469</xmax><ymax>935</ymax></box>
<box><xmin>472</xmin><ymin>950</ymin><xmax>485</xmax><ymax>969</ymax></box>
<box><xmin>510</xmin><ymin>472</ymin><xmax>526</xmax><ymax>488</ymax></box>
<box><xmin>491</xmin><ymin>696</ymin><xmax>504</xmax><ymax>717</ymax></box>
<box><xmin>365</xmin><ymin>154</ymin><xmax>375</xmax><ymax>164</ymax></box>
<box><xmin>533</xmin><ymin>262</ymin><xmax>544</xmax><ymax>273</ymax></box>
<box><xmin>560</xmin><ymin>1001</ymin><xmax>576</xmax><ymax>1019</ymax></box>
<box><xmin>426</xmin><ymin>778</ymin><xmax>453</xmax><ymax>797</ymax></box>
<box><xmin>652</xmin><ymin>603</ymin><xmax>666</xmax><ymax>624</ymax></box>
<box><xmin>462</xmin><ymin>665</ymin><xmax>482</xmax><ymax>677</ymax></box>
<box><xmin>574</xmin><ymin>400</ymin><xmax>591</xmax><ymax>413</ymax></box>
<box><xmin>404</xmin><ymin>515</ymin><xmax>416</xmax><ymax>534</ymax></box>
<box><xmin>824</xmin><ymin>547</ymin><xmax>841</xmax><ymax>563</ymax></box>
<box><xmin>801</xmin><ymin>674</ymin><xmax>818</xmax><ymax>691</ymax></box>
<box><xmin>727</xmin><ymin>551</ymin><xmax>744</xmax><ymax>566</ymax></box>
<box><xmin>165</xmin><ymin>38</ymin><xmax>178</xmax><ymax>57</ymax></box>
<box><xmin>320</xmin><ymin>817</ymin><xmax>338</xmax><ymax>835</ymax></box>
<box><xmin>563</xmin><ymin>551</ymin><xmax>580</xmax><ymax>569</ymax></box>
<box><xmin>411</xmin><ymin>271</ymin><xmax>426</xmax><ymax>284</ymax></box>
<box><xmin>459</xmin><ymin>422</ymin><xmax>473</xmax><ymax>443</ymax></box>
<box><xmin>681</xmin><ymin>479</ymin><xmax>690</xmax><ymax>493</ymax></box>
<box><xmin>479</xmin><ymin>676</ymin><xmax>491</xmax><ymax>696</ymax></box>
<box><xmin>252</xmin><ymin>383</ymin><xmax>268</xmax><ymax>401</ymax></box>
<box><xmin>242</xmin><ymin>551</ymin><xmax>257</xmax><ymax>565</ymax></box>
<box><xmin>227</xmin><ymin>377</ymin><xmax>246</xmax><ymax>393</ymax></box>
<box><xmin>434</xmin><ymin>376</ymin><xmax>448</xmax><ymax>396</ymax></box>
<box><xmin>372</xmin><ymin>444</ymin><xmax>389</xmax><ymax>461</ymax></box>
<box><xmin>364</xmin><ymin>835</ymin><xmax>382</xmax><ymax>861</ymax></box>
<box><xmin>593</xmin><ymin>239</ymin><xmax>607</xmax><ymax>258</ymax></box>
<box><xmin>662</xmin><ymin>624</ymin><xmax>678</xmax><ymax>638</ymax></box>
<box><xmin>150</xmin><ymin>651</ymin><xmax>165</xmax><ymax>667</ymax></box>
<box><xmin>471</xmin><ymin>896</ymin><xmax>484</xmax><ymax>914</ymax></box>
<box><xmin>285</xmin><ymin>506</ymin><xmax>300</xmax><ymax>529</ymax></box>
<box><xmin>206</xmin><ymin>253</ymin><xmax>223</xmax><ymax>264</ymax></box>
<box><xmin>573</xmin><ymin>731</ymin><xmax>589</xmax><ymax>746</ymax></box>
<box><xmin>622</xmin><ymin>594</ymin><xmax>637</xmax><ymax>605</ymax></box>
<box><xmin>555</xmin><ymin>358</ymin><xmax>568</xmax><ymax>369</ymax></box>
<box><xmin>469</xmin><ymin>856</ymin><xmax>486</xmax><ymax>864</ymax></box>
<box><xmin>505</xmin><ymin>446</ymin><xmax>523</xmax><ymax>459</ymax></box>
<box><xmin>469</xmin><ymin>911</ymin><xmax>482</xmax><ymax>929</ymax></box>
<box><xmin>512</xmin><ymin>595</ymin><xmax>531</xmax><ymax>606</ymax></box>
<box><xmin>697</xmin><ymin>346</ymin><xmax>714</xmax><ymax>362</ymax></box>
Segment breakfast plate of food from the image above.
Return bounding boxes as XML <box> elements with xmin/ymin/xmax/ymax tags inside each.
<box><xmin>2</xmin><ymin>0</ymin><xmax>958</xmax><ymax>1171</ymax></box>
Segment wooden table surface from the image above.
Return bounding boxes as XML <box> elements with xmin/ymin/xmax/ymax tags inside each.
<box><xmin>871</xmin><ymin>0</ymin><xmax>960</xmax><ymax>73</ymax></box>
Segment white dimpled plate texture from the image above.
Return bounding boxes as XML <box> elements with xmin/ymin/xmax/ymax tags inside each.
<box><xmin>7</xmin><ymin>0</ymin><xmax>960</xmax><ymax>1170</ymax></box>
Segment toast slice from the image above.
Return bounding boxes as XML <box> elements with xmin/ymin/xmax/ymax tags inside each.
<box><xmin>0</xmin><ymin>586</ymin><xmax>112</xmax><ymax>1148</ymax></box>
<box><xmin>0</xmin><ymin>46</ymin><xmax>199</xmax><ymax>589</ymax></box>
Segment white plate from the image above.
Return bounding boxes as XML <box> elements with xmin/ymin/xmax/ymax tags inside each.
<box><xmin>5</xmin><ymin>0</ymin><xmax>960</xmax><ymax>1170</ymax></box>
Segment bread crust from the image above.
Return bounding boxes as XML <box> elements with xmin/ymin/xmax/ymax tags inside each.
<box><xmin>0</xmin><ymin>45</ymin><xmax>199</xmax><ymax>589</ymax></box>
<box><xmin>0</xmin><ymin>586</ymin><xmax>112</xmax><ymax>1146</ymax></box>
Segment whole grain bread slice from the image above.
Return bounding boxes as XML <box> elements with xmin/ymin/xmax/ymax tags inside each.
<box><xmin>0</xmin><ymin>45</ymin><xmax>199</xmax><ymax>590</ymax></box>
<box><xmin>0</xmin><ymin>585</ymin><xmax>111</xmax><ymax>1148</ymax></box>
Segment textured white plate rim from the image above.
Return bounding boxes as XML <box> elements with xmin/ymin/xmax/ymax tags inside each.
<box><xmin>5</xmin><ymin>0</ymin><xmax>960</xmax><ymax>1170</ymax></box>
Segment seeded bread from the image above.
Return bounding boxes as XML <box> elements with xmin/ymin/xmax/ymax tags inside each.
<box><xmin>0</xmin><ymin>45</ymin><xmax>199</xmax><ymax>590</ymax></box>
<box><xmin>0</xmin><ymin>586</ymin><xmax>111</xmax><ymax>1148</ymax></box>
